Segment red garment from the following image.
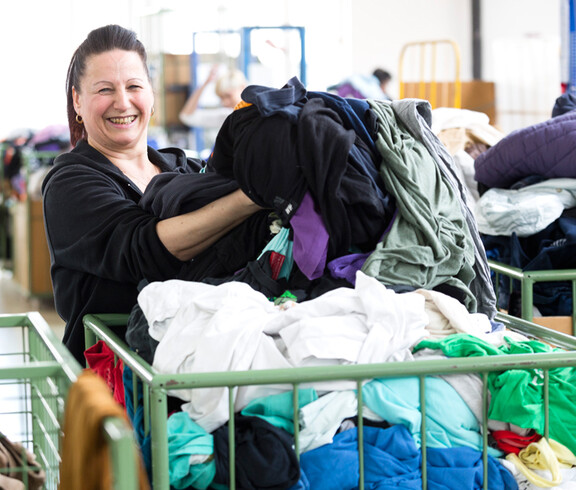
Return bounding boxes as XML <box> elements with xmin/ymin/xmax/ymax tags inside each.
<box><xmin>492</xmin><ymin>430</ymin><xmax>542</xmax><ymax>454</ymax></box>
<box><xmin>84</xmin><ymin>340</ymin><xmax>126</xmax><ymax>409</ymax></box>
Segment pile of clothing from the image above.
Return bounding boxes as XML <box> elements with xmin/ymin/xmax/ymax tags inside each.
<box><xmin>474</xmin><ymin>106</ymin><xmax>576</xmax><ymax>315</ymax></box>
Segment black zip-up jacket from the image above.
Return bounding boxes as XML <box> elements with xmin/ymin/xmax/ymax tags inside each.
<box><xmin>42</xmin><ymin>141</ymin><xmax>198</xmax><ymax>363</ymax></box>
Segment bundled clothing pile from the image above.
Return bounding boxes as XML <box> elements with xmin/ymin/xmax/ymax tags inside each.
<box><xmin>111</xmin><ymin>77</ymin><xmax>550</xmax><ymax>488</ymax></box>
<box><xmin>0</xmin><ymin>432</ymin><xmax>45</xmax><ymax>490</ymax></box>
<box><xmin>430</xmin><ymin>106</ymin><xmax>506</xmax><ymax>207</ymax></box>
<box><xmin>138</xmin><ymin>77</ymin><xmax>496</xmax><ymax>319</ymax></box>
<box><xmin>1</xmin><ymin>124</ymin><xmax>70</xmax><ymax>201</ymax></box>
<box><xmin>122</xmin><ymin>271</ymin><xmax>576</xmax><ymax>490</ymax></box>
<box><xmin>473</xmin><ymin>109</ymin><xmax>576</xmax><ymax>316</ymax></box>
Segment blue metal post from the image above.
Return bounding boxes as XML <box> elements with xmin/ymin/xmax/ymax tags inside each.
<box><xmin>569</xmin><ymin>0</ymin><xmax>576</xmax><ymax>93</ymax></box>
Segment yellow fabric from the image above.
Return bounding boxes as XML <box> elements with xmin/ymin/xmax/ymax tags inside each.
<box><xmin>234</xmin><ymin>100</ymin><xmax>252</xmax><ymax>111</ymax></box>
<box><xmin>505</xmin><ymin>437</ymin><xmax>576</xmax><ymax>488</ymax></box>
<box><xmin>59</xmin><ymin>369</ymin><xmax>150</xmax><ymax>490</ymax></box>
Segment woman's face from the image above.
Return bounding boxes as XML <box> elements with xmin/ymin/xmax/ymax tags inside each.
<box><xmin>73</xmin><ymin>49</ymin><xmax>154</xmax><ymax>154</ymax></box>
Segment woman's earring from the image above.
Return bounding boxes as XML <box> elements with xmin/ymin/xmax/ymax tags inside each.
<box><xmin>75</xmin><ymin>114</ymin><xmax>83</xmax><ymax>124</ymax></box>
<box><xmin>151</xmin><ymin>107</ymin><xmax>155</xmax><ymax>116</ymax></box>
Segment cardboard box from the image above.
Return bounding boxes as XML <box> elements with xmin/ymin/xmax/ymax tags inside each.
<box><xmin>163</xmin><ymin>54</ymin><xmax>191</xmax><ymax>87</ymax></box>
<box><xmin>163</xmin><ymin>90</ymin><xmax>188</xmax><ymax>127</ymax></box>
<box><xmin>11</xmin><ymin>200</ymin><xmax>52</xmax><ymax>297</ymax></box>
<box><xmin>401</xmin><ymin>80</ymin><xmax>496</xmax><ymax>124</ymax></box>
<box><xmin>531</xmin><ymin>316</ymin><xmax>574</xmax><ymax>336</ymax></box>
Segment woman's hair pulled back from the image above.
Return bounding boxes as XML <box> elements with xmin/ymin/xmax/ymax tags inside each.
<box><xmin>66</xmin><ymin>24</ymin><xmax>149</xmax><ymax>146</ymax></box>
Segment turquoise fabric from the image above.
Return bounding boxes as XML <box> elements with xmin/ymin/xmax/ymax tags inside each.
<box><xmin>167</xmin><ymin>412</ymin><xmax>215</xmax><ymax>490</ymax></box>
<box><xmin>258</xmin><ymin>226</ymin><xmax>294</xmax><ymax>280</ymax></box>
<box><xmin>362</xmin><ymin>376</ymin><xmax>502</xmax><ymax>457</ymax></box>
<box><xmin>414</xmin><ymin>334</ymin><xmax>576</xmax><ymax>455</ymax></box>
<box><xmin>241</xmin><ymin>388</ymin><xmax>318</xmax><ymax>434</ymax></box>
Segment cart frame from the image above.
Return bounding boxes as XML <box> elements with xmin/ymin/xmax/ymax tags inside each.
<box><xmin>488</xmin><ymin>259</ymin><xmax>576</xmax><ymax>336</ymax></box>
<box><xmin>0</xmin><ymin>312</ymin><xmax>139</xmax><ymax>490</ymax></box>
<box><xmin>84</xmin><ymin>312</ymin><xmax>576</xmax><ymax>490</ymax></box>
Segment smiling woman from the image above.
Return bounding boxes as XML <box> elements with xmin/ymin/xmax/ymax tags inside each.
<box><xmin>41</xmin><ymin>24</ymin><xmax>266</xmax><ymax>364</ymax></box>
<box><xmin>71</xmin><ymin>48</ymin><xmax>156</xmax><ymax>182</ymax></box>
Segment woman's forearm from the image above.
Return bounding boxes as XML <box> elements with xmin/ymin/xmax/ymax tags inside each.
<box><xmin>156</xmin><ymin>189</ymin><xmax>262</xmax><ymax>261</ymax></box>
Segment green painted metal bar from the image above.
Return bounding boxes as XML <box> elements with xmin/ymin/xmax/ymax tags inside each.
<box><xmin>143</xmin><ymin>382</ymin><xmax>151</xmax><ymax>437</ymax></box>
<box><xmin>488</xmin><ymin>260</ymin><xmax>576</xmax><ymax>336</ymax></box>
<box><xmin>84</xmin><ymin>326</ymin><xmax>98</xmax><ymax>367</ymax></box>
<box><xmin>357</xmin><ymin>380</ymin><xmax>365</xmax><ymax>489</ymax></box>
<box><xmin>482</xmin><ymin>372</ymin><xmax>489</xmax><ymax>490</ymax></box>
<box><xmin>30</xmin><ymin>380</ymin><xmax>60</xmax><ymax>430</ymax></box>
<box><xmin>487</xmin><ymin>260</ymin><xmax>524</xmax><ymax>280</ymax></box>
<box><xmin>0</xmin><ymin>313</ymin><xmax>32</xmax><ymax>326</ymax></box>
<box><xmin>521</xmin><ymin>275</ymin><xmax>534</xmax><ymax>321</ymax></box>
<box><xmin>104</xmin><ymin>417</ymin><xmax>140</xmax><ymax>490</ymax></box>
<box><xmin>142</xmin><ymin>351</ymin><xmax>576</xmax><ymax>390</ymax></box>
<box><xmin>149</xmin><ymin>385</ymin><xmax>170</xmax><ymax>490</ymax></box>
<box><xmin>132</xmin><ymin>371</ymin><xmax>139</xmax><ymax>434</ymax></box>
<box><xmin>420</xmin><ymin>376</ymin><xmax>427</xmax><ymax>490</ymax></box>
<box><xmin>85</xmin><ymin>313</ymin><xmax>576</xmax><ymax>390</ymax></box>
<box><xmin>496</xmin><ymin>313</ymin><xmax>576</xmax><ymax>350</ymax></box>
<box><xmin>228</xmin><ymin>386</ymin><xmax>236</xmax><ymax>489</ymax></box>
<box><xmin>520</xmin><ymin>268</ymin><xmax>576</xmax><ymax>282</ymax></box>
<box><xmin>543</xmin><ymin>369</ymin><xmax>550</xmax><ymax>440</ymax></box>
<box><xmin>0</xmin><ymin>362</ymin><xmax>63</xmax><ymax>378</ymax></box>
<box><xmin>573</xmin><ymin>280</ymin><xmax>576</xmax><ymax>336</ymax></box>
<box><xmin>2</xmin><ymin>312</ymin><xmax>81</xmax><ymax>381</ymax></box>
<box><xmin>293</xmin><ymin>385</ymin><xmax>300</xmax><ymax>458</ymax></box>
<box><xmin>84</xmin><ymin>314</ymin><xmax>154</xmax><ymax>384</ymax></box>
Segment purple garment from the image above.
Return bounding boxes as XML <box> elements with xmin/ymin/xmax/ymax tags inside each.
<box><xmin>474</xmin><ymin>110</ymin><xmax>576</xmax><ymax>188</ymax></box>
<box><xmin>335</xmin><ymin>83</ymin><xmax>366</xmax><ymax>99</ymax></box>
<box><xmin>290</xmin><ymin>193</ymin><xmax>329</xmax><ymax>280</ymax></box>
<box><xmin>327</xmin><ymin>253</ymin><xmax>370</xmax><ymax>285</ymax></box>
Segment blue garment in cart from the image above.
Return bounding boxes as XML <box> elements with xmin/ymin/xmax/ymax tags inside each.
<box><xmin>123</xmin><ymin>365</ymin><xmax>152</xmax><ymax>484</ymax></box>
<box><xmin>291</xmin><ymin>424</ymin><xmax>517</xmax><ymax>489</ymax></box>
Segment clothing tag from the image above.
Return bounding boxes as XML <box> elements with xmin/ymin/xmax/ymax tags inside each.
<box><xmin>269</xmin><ymin>251</ymin><xmax>286</xmax><ymax>280</ymax></box>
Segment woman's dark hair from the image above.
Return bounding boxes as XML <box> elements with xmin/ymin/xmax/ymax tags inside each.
<box><xmin>372</xmin><ymin>68</ymin><xmax>391</xmax><ymax>85</ymax></box>
<box><xmin>66</xmin><ymin>24</ymin><xmax>150</xmax><ymax>146</ymax></box>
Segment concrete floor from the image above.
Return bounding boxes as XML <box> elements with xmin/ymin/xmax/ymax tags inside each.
<box><xmin>0</xmin><ymin>267</ymin><xmax>66</xmax><ymax>445</ymax></box>
<box><xmin>0</xmin><ymin>267</ymin><xmax>65</xmax><ymax>339</ymax></box>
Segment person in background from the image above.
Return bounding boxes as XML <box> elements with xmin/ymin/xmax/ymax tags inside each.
<box><xmin>372</xmin><ymin>68</ymin><xmax>393</xmax><ymax>101</ymax></box>
<box><xmin>328</xmin><ymin>68</ymin><xmax>393</xmax><ymax>101</ymax></box>
<box><xmin>179</xmin><ymin>65</ymin><xmax>247</xmax><ymax>129</ymax></box>
<box><xmin>42</xmin><ymin>24</ymin><xmax>262</xmax><ymax>363</ymax></box>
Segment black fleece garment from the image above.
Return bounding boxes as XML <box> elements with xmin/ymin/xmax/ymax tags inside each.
<box><xmin>42</xmin><ymin>140</ymin><xmax>269</xmax><ymax>364</ymax></box>
<box><xmin>207</xmin><ymin>103</ymin><xmax>308</xmax><ymax>224</ymax></box>
<box><xmin>208</xmin><ymin>98</ymin><xmax>391</xmax><ymax>260</ymax></box>
<box><xmin>212</xmin><ymin>415</ymin><xmax>300</xmax><ymax>489</ymax></box>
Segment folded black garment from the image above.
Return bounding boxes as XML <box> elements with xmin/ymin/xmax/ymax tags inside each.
<box><xmin>212</xmin><ymin>415</ymin><xmax>300</xmax><ymax>489</ymax></box>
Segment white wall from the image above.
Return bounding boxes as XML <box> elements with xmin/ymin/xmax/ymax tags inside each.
<box><xmin>483</xmin><ymin>0</ymin><xmax>563</xmax><ymax>131</ymax></box>
<box><xmin>0</xmin><ymin>0</ymin><xmax>138</xmax><ymax>139</ymax></box>
<box><xmin>349</xmin><ymin>0</ymin><xmax>563</xmax><ymax>131</ymax></box>
<box><xmin>0</xmin><ymin>0</ymin><xmax>565</xmax><ymax>140</ymax></box>
<box><xmin>350</xmin><ymin>0</ymin><xmax>473</xmax><ymax>93</ymax></box>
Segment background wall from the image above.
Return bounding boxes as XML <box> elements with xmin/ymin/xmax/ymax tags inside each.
<box><xmin>0</xmin><ymin>0</ymin><xmax>564</xmax><ymax>140</ymax></box>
